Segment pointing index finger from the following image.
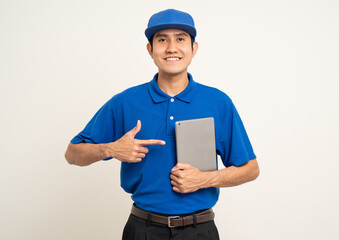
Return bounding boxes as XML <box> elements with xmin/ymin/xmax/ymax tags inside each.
<box><xmin>135</xmin><ymin>139</ymin><xmax>166</xmax><ymax>146</ymax></box>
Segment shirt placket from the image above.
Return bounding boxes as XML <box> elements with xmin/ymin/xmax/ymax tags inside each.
<box><xmin>166</xmin><ymin>97</ymin><xmax>176</xmax><ymax>136</ymax></box>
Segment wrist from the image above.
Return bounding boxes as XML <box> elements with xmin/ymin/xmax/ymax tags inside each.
<box><xmin>202</xmin><ymin>171</ymin><xmax>218</xmax><ymax>189</ymax></box>
<box><xmin>100</xmin><ymin>143</ymin><xmax>113</xmax><ymax>159</ymax></box>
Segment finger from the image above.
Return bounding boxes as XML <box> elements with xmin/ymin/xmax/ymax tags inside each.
<box><xmin>172</xmin><ymin>186</ymin><xmax>183</xmax><ymax>193</ymax></box>
<box><xmin>134</xmin><ymin>158</ymin><xmax>142</xmax><ymax>162</ymax></box>
<box><xmin>171</xmin><ymin>164</ymin><xmax>179</xmax><ymax>172</ymax></box>
<box><xmin>170</xmin><ymin>176</ymin><xmax>182</xmax><ymax>186</ymax></box>
<box><xmin>171</xmin><ymin>180</ymin><xmax>178</xmax><ymax>187</ymax></box>
<box><xmin>170</xmin><ymin>168</ymin><xmax>180</xmax><ymax>175</ymax></box>
<box><xmin>128</xmin><ymin>157</ymin><xmax>142</xmax><ymax>163</ymax></box>
<box><xmin>128</xmin><ymin>120</ymin><xmax>141</xmax><ymax>138</ymax></box>
<box><xmin>136</xmin><ymin>153</ymin><xmax>146</xmax><ymax>159</ymax></box>
<box><xmin>135</xmin><ymin>139</ymin><xmax>166</xmax><ymax>146</ymax></box>
<box><xmin>170</xmin><ymin>173</ymin><xmax>179</xmax><ymax>181</ymax></box>
<box><xmin>171</xmin><ymin>163</ymin><xmax>187</xmax><ymax>172</ymax></box>
<box><xmin>171</xmin><ymin>171</ymin><xmax>183</xmax><ymax>179</ymax></box>
<box><xmin>137</xmin><ymin>147</ymin><xmax>149</xmax><ymax>154</ymax></box>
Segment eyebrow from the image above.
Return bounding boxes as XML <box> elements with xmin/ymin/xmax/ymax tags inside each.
<box><xmin>154</xmin><ymin>32</ymin><xmax>189</xmax><ymax>38</ymax></box>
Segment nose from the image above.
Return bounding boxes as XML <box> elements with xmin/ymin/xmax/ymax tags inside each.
<box><xmin>166</xmin><ymin>40</ymin><xmax>178</xmax><ymax>53</ymax></box>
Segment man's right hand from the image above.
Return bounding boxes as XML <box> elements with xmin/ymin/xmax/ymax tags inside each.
<box><xmin>107</xmin><ymin>120</ymin><xmax>166</xmax><ymax>163</ymax></box>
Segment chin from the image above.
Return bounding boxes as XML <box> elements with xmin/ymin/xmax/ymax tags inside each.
<box><xmin>160</xmin><ymin>70</ymin><xmax>186</xmax><ymax>76</ymax></box>
<box><xmin>160</xmin><ymin>67</ymin><xmax>187</xmax><ymax>75</ymax></box>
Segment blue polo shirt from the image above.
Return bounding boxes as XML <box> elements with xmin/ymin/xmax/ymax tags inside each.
<box><xmin>71</xmin><ymin>73</ymin><xmax>256</xmax><ymax>214</ymax></box>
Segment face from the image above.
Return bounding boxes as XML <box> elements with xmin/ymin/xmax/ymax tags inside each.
<box><xmin>147</xmin><ymin>29</ymin><xmax>198</xmax><ymax>77</ymax></box>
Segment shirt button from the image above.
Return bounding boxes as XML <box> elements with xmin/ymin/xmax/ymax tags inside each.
<box><xmin>170</xmin><ymin>116</ymin><xmax>174</xmax><ymax>120</ymax></box>
<box><xmin>170</xmin><ymin>98</ymin><xmax>174</xmax><ymax>102</ymax></box>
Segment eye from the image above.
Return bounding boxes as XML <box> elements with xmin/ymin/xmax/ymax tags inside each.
<box><xmin>159</xmin><ymin>38</ymin><xmax>167</xmax><ymax>42</ymax></box>
<box><xmin>178</xmin><ymin>37</ymin><xmax>185</xmax><ymax>42</ymax></box>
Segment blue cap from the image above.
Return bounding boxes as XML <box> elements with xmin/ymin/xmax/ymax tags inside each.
<box><xmin>145</xmin><ymin>9</ymin><xmax>197</xmax><ymax>42</ymax></box>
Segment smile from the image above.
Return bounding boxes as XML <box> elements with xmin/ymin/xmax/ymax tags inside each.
<box><xmin>164</xmin><ymin>57</ymin><xmax>181</xmax><ymax>61</ymax></box>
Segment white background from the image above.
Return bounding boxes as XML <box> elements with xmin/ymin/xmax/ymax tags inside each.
<box><xmin>1</xmin><ymin>0</ymin><xmax>338</xmax><ymax>239</ymax></box>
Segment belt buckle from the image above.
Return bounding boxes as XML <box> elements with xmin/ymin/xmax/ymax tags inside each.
<box><xmin>168</xmin><ymin>216</ymin><xmax>180</xmax><ymax>228</ymax></box>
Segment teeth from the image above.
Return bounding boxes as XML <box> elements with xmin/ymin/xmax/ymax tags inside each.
<box><xmin>166</xmin><ymin>57</ymin><xmax>180</xmax><ymax>61</ymax></box>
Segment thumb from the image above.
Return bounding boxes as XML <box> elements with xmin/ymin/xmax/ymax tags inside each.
<box><xmin>128</xmin><ymin>120</ymin><xmax>141</xmax><ymax>138</ymax></box>
<box><xmin>171</xmin><ymin>163</ymin><xmax>187</xmax><ymax>172</ymax></box>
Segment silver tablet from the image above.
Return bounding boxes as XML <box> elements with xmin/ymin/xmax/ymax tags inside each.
<box><xmin>175</xmin><ymin>117</ymin><xmax>217</xmax><ymax>172</ymax></box>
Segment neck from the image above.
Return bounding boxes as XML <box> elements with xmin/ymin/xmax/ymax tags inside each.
<box><xmin>157</xmin><ymin>71</ymin><xmax>189</xmax><ymax>97</ymax></box>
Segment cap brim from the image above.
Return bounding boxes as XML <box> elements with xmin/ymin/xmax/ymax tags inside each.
<box><xmin>145</xmin><ymin>23</ymin><xmax>196</xmax><ymax>42</ymax></box>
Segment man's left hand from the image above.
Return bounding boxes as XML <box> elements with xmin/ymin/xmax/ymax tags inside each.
<box><xmin>170</xmin><ymin>163</ymin><xmax>210</xmax><ymax>194</ymax></box>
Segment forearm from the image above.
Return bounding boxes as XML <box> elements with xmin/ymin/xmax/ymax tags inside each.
<box><xmin>65</xmin><ymin>143</ymin><xmax>109</xmax><ymax>166</ymax></box>
<box><xmin>204</xmin><ymin>159</ymin><xmax>259</xmax><ymax>188</ymax></box>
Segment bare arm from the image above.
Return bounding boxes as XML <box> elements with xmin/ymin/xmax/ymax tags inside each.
<box><xmin>206</xmin><ymin>159</ymin><xmax>259</xmax><ymax>188</ymax></box>
<box><xmin>65</xmin><ymin>142</ymin><xmax>108</xmax><ymax>166</ymax></box>
<box><xmin>65</xmin><ymin>120</ymin><xmax>165</xmax><ymax>166</ymax></box>
<box><xmin>170</xmin><ymin>159</ymin><xmax>259</xmax><ymax>193</ymax></box>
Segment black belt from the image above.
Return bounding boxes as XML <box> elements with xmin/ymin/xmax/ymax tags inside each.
<box><xmin>131</xmin><ymin>205</ymin><xmax>215</xmax><ymax>228</ymax></box>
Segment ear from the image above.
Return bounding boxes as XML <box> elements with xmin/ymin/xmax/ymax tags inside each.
<box><xmin>146</xmin><ymin>43</ymin><xmax>153</xmax><ymax>59</ymax></box>
<box><xmin>192</xmin><ymin>41</ymin><xmax>198</xmax><ymax>57</ymax></box>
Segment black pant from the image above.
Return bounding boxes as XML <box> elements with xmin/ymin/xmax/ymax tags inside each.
<box><xmin>122</xmin><ymin>214</ymin><xmax>220</xmax><ymax>240</ymax></box>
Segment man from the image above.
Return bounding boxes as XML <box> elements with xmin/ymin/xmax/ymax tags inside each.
<box><xmin>65</xmin><ymin>9</ymin><xmax>259</xmax><ymax>240</ymax></box>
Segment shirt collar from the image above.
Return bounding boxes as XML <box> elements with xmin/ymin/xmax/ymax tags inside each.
<box><xmin>148</xmin><ymin>73</ymin><xmax>196</xmax><ymax>103</ymax></box>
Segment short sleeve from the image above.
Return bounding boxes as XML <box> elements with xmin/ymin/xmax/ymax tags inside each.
<box><xmin>218</xmin><ymin>101</ymin><xmax>256</xmax><ymax>167</ymax></box>
<box><xmin>70</xmin><ymin>99</ymin><xmax>117</xmax><ymax>160</ymax></box>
